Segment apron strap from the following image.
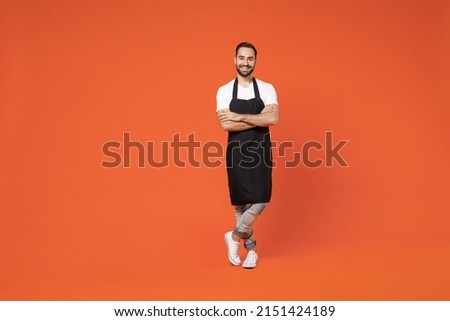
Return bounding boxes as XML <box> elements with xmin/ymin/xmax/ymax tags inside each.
<box><xmin>232</xmin><ymin>78</ymin><xmax>238</xmax><ymax>100</ymax></box>
<box><xmin>252</xmin><ymin>78</ymin><xmax>261</xmax><ymax>99</ymax></box>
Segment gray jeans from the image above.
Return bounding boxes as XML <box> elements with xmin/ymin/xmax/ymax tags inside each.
<box><xmin>233</xmin><ymin>203</ymin><xmax>268</xmax><ymax>250</ymax></box>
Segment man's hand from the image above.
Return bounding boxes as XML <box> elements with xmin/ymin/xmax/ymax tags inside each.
<box><xmin>217</xmin><ymin>108</ymin><xmax>255</xmax><ymax>132</ymax></box>
<box><xmin>217</xmin><ymin>109</ymin><xmax>243</xmax><ymax>123</ymax></box>
<box><xmin>217</xmin><ymin>104</ymin><xmax>279</xmax><ymax>131</ymax></box>
<box><xmin>261</xmin><ymin>104</ymin><xmax>276</xmax><ymax>113</ymax></box>
<box><xmin>240</xmin><ymin>104</ymin><xmax>279</xmax><ymax>127</ymax></box>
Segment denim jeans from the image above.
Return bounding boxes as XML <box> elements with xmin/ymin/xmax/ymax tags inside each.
<box><xmin>233</xmin><ymin>203</ymin><xmax>267</xmax><ymax>250</ymax></box>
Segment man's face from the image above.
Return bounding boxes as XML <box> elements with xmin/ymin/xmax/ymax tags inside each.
<box><xmin>235</xmin><ymin>47</ymin><xmax>256</xmax><ymax>77</ymax></box>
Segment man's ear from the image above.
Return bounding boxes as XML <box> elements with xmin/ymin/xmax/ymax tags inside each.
<box><xmin>234</xmin><ymin>56</ymin><xmax>237</xmax><ymax>65</ymax></box>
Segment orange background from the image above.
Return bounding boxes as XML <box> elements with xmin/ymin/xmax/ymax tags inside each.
<box><xmin>1</xmin><ymin>0</ymin><xmax>449</xmax><ymax>300</ymax></box>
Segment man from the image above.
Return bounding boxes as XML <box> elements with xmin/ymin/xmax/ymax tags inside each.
<box><xmin>216</xmin><ymin>42</ymin><xmax>279</xmax><ymax>269</ymax></box>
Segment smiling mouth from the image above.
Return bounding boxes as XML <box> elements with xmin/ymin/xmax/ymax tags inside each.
<box><xmin>237</xmin><ymin>65</ymin><xmax>253</xmax><ymax>76</ymax></box>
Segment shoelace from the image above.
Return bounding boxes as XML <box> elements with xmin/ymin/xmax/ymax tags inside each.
<box><xmin>231</xmin><ymin>241</ymin><xmax>239</xmax><ymax>258</ymax></box>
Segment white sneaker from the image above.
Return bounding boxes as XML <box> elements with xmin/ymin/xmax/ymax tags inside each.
<box><xmin>224</xmin><ymin>231</ymin><xmax>241</xmax><ymax>266</ymax></box>
<box><xmin>243</xmin><ymin>250</ymin><xmax>258</xmax><ymax>269</ymax></box>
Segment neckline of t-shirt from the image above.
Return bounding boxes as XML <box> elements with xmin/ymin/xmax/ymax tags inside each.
<box><xmin>236</xmin><ymin>78</ymin><xmax>258</xmax><ymax>89</ymax></box>
<box><xmin>238</xmin><ymin>82</ymin><xmax>256</xmax><ymax>89</ymax></box>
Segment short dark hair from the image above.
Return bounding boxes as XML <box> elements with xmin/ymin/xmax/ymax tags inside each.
<box><xmin>235</xmin><ymin>42</ymin><xmax>257</xmax><ymax>59</ymax></box>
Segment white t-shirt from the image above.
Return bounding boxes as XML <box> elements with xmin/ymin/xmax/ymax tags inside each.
<box><xmin>216</xmin><ymin>78</ymin><xmax>278</xmax><ymax>111</ymax></box>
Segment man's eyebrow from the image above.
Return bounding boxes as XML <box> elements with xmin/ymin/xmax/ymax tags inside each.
<box><xmin>237</xmin><ymin>55</ymin><xmax>255</xmax><ymax>59</ymax></box>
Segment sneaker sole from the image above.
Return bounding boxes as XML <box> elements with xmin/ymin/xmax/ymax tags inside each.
<box><xmin>242</xmin><ymin>262</ymin><xmax>257</xmax><ymax>269</ymax></box>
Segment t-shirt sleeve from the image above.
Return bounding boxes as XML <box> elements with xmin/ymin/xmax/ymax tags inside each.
<box><xmin>262</xmin><ymin>82</ymin><xmax>278</xmax><ymax>106</ymax></box>
<box><xmin>216</xmin><ymin>86</ymin><xmax>230</xmax><ymax>112</ymax></box>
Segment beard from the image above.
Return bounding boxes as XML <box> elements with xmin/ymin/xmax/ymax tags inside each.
<box><xmin>236</xmin><ymin>65</ymin><xmax>254</xmax><ymax>77</ymax></box>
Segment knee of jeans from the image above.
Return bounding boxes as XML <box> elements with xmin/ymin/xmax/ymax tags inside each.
<box><xmin>249</xmin><ymin>202</ymin><xmax>268</xmax><ymax>215</ymax></box>
<box><xmin>235</xmin><ymin>204</ymin><xmax>251</xmax><ymax>212</ymax></box>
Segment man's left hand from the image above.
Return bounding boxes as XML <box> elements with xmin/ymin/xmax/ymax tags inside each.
<box><xmin>218</xmin><ymin>110</ymin><xmax>243</xmax><ymax>122</ymax></box>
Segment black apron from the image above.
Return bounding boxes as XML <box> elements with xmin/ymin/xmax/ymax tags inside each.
<box><xmin>226</xmin><ymin>78</ymin><xmax>272</xmax><ymax>205</ymax></box>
